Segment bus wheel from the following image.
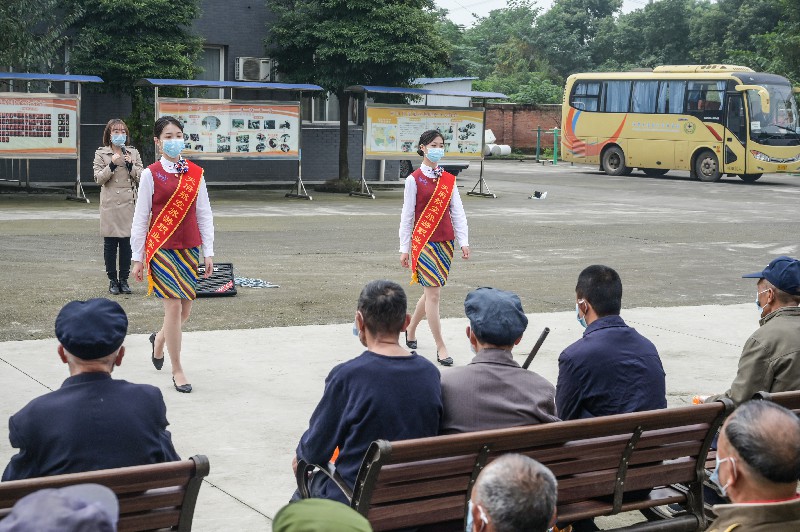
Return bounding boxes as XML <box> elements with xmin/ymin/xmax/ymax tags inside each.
<box><xmin>695</xmin><ymin>150</ymin><xmax>721</xmax><ymax>182</ymax></box>
<box><xmin>738</xmin><ymin>173</ymin><xmax>763</xmax><ymax>183</ymax></box>
<box><xmin>399</xmin><ymin>160</ymin><xmax>414</xmax><ymax>179</ymax></box>
<box><xmin>602</xmin><ymin>146</ymin><xmax>629</xmax><ymax>176</ymax></box>
<box><xmin>643</xmin><ymin>168</ymin><xmax>669</xmax><ymax>177</ymax></box>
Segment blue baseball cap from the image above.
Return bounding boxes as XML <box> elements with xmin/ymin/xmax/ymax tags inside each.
<box><xmin>55</xmin><ymin>298</ymin><xmax>128</xmax><ymax>359</ymax></box>
<box><xmin>465</xmin><ymin>287</ymin><xmax>528</xmax><ymax>346</ymax></box>
<box><xmin>742</xmin><ymin>256</ymin><xmax>800</xmax><ymax>295</ymax></box>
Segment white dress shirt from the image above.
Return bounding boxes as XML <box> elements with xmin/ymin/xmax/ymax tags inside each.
<box><xmin>130</xmin><ymin>156</ymin><xmax>214</xmax><ymax>262</ymax></box>
<box><xmin>399</xmin><ymin>163</ymin><xmax>469</xmax><ymax>253</ymax></box>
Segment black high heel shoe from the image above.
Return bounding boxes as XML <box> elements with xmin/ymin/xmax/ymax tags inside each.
<box><xmin>173</xmin><ymin>377</ymin><xmax>192</xmax><ymax>394</ymax></box>
<box><xmin>436</xmin><ymin>350</ymin><xmax>453</xmax><ymax>367</ymax></box>
<box><xmin>150</xmin><ymin>333</ymin><xmax>164</xmax><ymax>371</ymax></box>
<box><xmin>404</xmin><ymin>331</ymin><xmax>417</xmax><ymax>350</ymax></box>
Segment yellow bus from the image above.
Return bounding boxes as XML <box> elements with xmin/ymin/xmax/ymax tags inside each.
<box><xmin>561</xmin><ymin>65</ymin><xmax>800</xmax><ymax>182</ymax></box>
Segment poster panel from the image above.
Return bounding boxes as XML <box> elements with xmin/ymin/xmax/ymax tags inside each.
<box><xmin>157</xmin><ymin>99</ymin><xmax>300</xmax><ymax>159</ymax></box>
<box><xmin>0</xmin><ymin>93</ymin><xmax>78</xmax><ymax>158</ymax></box>
<box><xmin>365</xmin><ymin>105</ymin><xmax>484</xmax><ymax>160</ymax></box>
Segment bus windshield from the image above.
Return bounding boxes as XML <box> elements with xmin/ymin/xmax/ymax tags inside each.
<box><xmin>747</xmin><ymin>83</ymin><xmax>800</xmax><ymax>145</ymax></box>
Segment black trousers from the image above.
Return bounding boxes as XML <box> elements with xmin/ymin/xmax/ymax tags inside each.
<box><xmin>103</xmin><ymin>237</ymin><xmax>132</xmax><ymax>281</ymax></box>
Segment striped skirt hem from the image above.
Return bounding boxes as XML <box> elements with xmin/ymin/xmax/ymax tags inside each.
<box><xmin>149</xmin><ymin>247</ymin><xmax>199</xmax><ymax>299</ymax></box>
<box><xmin>416</xmin><ymin>240</ymin><xmax>454</xmax><ymax>287</ymax></box>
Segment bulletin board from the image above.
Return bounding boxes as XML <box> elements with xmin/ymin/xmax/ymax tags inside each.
<box><xmin>0</xmin><ymin>94</ymin><xmax>79</xmax><ymax>158</ymax></box>
<box><xmin>156</xmin><ymin>98</ymin><xmax>301</xmax><ymax>159</ymax></box>
<box><xmin>364</xmin><ymin>105</ymin><xmax>485</xmax><ymax>160</ymax></box>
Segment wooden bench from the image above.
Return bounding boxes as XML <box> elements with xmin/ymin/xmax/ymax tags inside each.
<box><xmin>0</xmin><ymin>455</ymin><xmax>209</xmax><ymax>532</ymax></box>
<box><xmin>297</xmin><ymin>402</ymin><xmax>733</xmax><ymax>531</ymax></box>
<box><xmin>754</xmin><ymin>389</ymin><xmax>800</xmax><ymax>413</ymax></box>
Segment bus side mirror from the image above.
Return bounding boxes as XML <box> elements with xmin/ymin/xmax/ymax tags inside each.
<box><xmin>735</xmin><ymin>84</ymin><xmax>770</xmax><ymax>114</ymax></box>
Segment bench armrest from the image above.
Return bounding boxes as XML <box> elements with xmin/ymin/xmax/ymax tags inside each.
<box><xmin>295</xmin><ymin>460</ymin><xmax>354</xmax><ymax>504</ymax></box>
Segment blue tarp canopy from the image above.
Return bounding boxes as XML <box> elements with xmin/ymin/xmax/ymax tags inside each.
<box><xmin>137</xmin><ymin>78</ymin><xmax>323</xmax><ymax>92</ymax></box>
<box><xmin>346</xmin><ymin>85</ymin><xmax>507</xmax><ymax>99</ymax></box>
<box><xmin>0</xmin><ymin>72</ymin><xmax>103</xmax><ymax>83</ymax></box>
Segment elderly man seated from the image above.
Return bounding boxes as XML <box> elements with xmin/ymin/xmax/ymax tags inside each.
<box><xmin>467</xmin><ymin>453</ymin><xmax>558</xmax><ymax>532</ymax></box>
<box><xmin>705</xmin><ymin>399</ymin><xmax>800</xmax><ymax>530</ymax></box>
<box><xmin>440</xmin><ymin>287</ymin><xmax>558</xmax><ymax>434</ymax></box>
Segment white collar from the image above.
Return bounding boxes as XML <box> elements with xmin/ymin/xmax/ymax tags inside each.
<box><xmin>160</xmin><ymin>156</ymin><xmax>178</xmax><ymax>172</ymax></box>
<box><xmin>420</xmin><ymin>163</ymin><xmax>439</xmax><ymax>179</ymax></box>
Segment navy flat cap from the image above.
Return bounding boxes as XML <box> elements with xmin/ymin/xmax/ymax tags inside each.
<box><xmin>0</xmin><ymin>483</ymin><xmax>119</xmax><ymax>532</ymax></box>
<box><xmin>55</xmin><ymin>298</ymin><xmax>128</xmax><ymax>359</ymax></box>
<box><xmin>465</xmin><ymin>287</ymin><xmax>528</xmax><ymax>347</ymax></box>
<box><xmin>743</xmin><ymin>256</ymin><xmax>800</xmax><ymax>295</ymax></box>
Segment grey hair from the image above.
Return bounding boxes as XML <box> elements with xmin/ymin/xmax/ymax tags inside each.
<box><xmin>725</xmin><ymin>400</ymin><xmax>800</xmax><ymax>484</ymax></box>
<box><xmin>474</xmin><ymin>454</ymin><xmax>557</xmax><ymax>532</ymax></box>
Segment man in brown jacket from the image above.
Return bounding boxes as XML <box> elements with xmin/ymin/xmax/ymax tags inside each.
<box><xmin>705</xmin><ymin>400</ymin><xmax>800</xmax><ymax>531</ymax></box>
<box><xmin>708</xmin><ymin>256</ymin><xmax>800</xmax><ymax>404</ymax></box>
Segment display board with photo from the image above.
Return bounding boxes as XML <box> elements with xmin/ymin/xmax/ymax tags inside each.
<box><xmin>157</xmin><ymin>99</ymin><xmax>301</xmax><ymax>159</ymax></box>
<box><xmin>0</xmin><ymin>94</ymin><xmax>79</xmax><ymax>158</ymax></box>
<box><xmin>365</xmin><ymin>105</ymin><xmax>484</xmax><ymax>160</ymax></box>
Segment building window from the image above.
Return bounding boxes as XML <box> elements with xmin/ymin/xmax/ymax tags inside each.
<box><xmin>302</xmin><ymin>92</ymin><xmax>350</xmax><ymax>123</ymax></box>
<box><xmin>192</xmin><ymin>46</ymin><xmax>225</xmax><ymax>99</ymax></box>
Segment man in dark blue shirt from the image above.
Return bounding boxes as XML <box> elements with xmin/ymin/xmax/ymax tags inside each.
<box><xmin>292</xmin><ymin>280</ymin><xmax>442</xmax><ymax>504</ymax></box>
<box><xmin>556</xmin><ymin>265</ymin><xmax>666</xmax><ymax>421</ymax></box>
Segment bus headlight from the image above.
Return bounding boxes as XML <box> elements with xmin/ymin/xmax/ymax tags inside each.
<box><xmin>750</xmin><ymin>150</ymin><xmax>771</xmax><ymax>162</ymax></box>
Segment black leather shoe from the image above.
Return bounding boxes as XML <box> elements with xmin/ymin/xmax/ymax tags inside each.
<box><xmin>108</xmin><ymin>280</ymin><xmax>120</xmax><ymax>295</ymax></box>
<box><xmin>119</xmin><ymin>279</ymin><xmax>132</xmax><ymax>294</ymax></box>
<box><xmin>150</xmin><ymin>333</ymin><xmax>164</xmax><ymax>371</ymax></box>
<box><xmin>173</xmin><ymin>377</ymin><xmax>192</xmax><ymax>393</ymax></box>
<box><xmin>405</xmin><ymin>331</ymin><xmax>417</xmax><ymax>350</ymax></box>
<box><xmin>436</xmin><ymin>351</ymin><xmax>454</xmax><ymax>367</ymax></box>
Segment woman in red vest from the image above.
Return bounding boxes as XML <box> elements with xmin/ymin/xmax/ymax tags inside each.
<box><xmin>130</xmin><ymin>116</ymin><xmax>215</xmax><ymax>393</ymax></box>
<box><xmin>399</xmin><ymin>130</ymin><xmax>470</xmax><ymax>366</ymax></box>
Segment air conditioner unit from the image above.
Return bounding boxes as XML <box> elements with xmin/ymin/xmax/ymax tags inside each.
<box><xmin>235</xmin><ymin>57</ymin><xmax>274</xmax><ymax>82</ymax></box>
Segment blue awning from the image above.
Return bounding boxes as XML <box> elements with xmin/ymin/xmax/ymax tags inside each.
<box><xmin>346</xmin><ymin>85</ymin><xmax>507</xmax><ymax>99</ymax></box>
<box><xmin>137</xmin><ymin>78</ymin><xmax>323</xmax><ymax>91</ymax></box>
<box><xmin>0</xmin><ymin>72</ymin><xmax>103</xmax><ymax>83</ymax></box>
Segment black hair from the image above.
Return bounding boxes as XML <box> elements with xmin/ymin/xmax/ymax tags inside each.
<box><xmin>725</xmin><ymin>400</ymin><xmax>800</xmax><ymax>484</ymax></box>
<box><xmin>357</xmin><ymin>280</ymin><xmax>407</xmax><ymax>336</ymax></box>
<box><xmin>575</xmin><ymin>265</ymin><xmax>622</xmax><ymax>317</ymax></box>
<box><xmin>416</xmin><ymin>129</ymin><xmax>444</xmax><ymax>157</ymax></box>
<box><xmin>154</xmin><ymin>115</ymin><xmax>184</xmax><ymax>138</ymax></box>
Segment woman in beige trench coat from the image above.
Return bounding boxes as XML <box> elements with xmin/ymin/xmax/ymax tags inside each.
<box><xmin>93</xmin><ymin>118</ymin><xmax>143</xmax><ymax>295</ymax></box>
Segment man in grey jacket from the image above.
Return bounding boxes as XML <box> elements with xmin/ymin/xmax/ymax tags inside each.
<box><xmin>440</xmin><ymin>287</ymin><xmax>559</xmax><ymax>434</ymax></box>
<box><xmin>709</xmin><ymin>256</ymin><xmax>800</xmax><ymax>405</ymax></box>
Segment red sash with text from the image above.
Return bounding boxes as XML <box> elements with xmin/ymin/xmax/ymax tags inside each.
<box><xmin>410</xmin><ymin>170</ymin><xmax>455</xmax><ymax>284</ymax></box>
<box><xmin>145</xmin><ymin>160</ymin><xmax>202</xmax><ymax>293</ymax></box>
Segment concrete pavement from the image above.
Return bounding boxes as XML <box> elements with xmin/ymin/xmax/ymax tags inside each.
<box><xmin>0</xmin><ymin>302</ymin><xmax>758</xmax><ymax>530</ymax></box>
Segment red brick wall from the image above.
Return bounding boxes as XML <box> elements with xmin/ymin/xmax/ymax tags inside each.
<box><xmin>484</xmin><ymin>103</ymin><xmax>562</xmax><ymax>149</ymax></box>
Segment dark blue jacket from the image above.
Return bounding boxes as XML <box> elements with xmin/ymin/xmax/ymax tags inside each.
<box><xmin>2</xmin><ymin>372</ymin><xmax>180</xmax><ymax>481</ymax></box>
<box><xmin>556</xmin><ymin>315</ymin><xmax>667</xmax><ymax>421</ymax></box>
<box><xmin>296</xmin><ymin>351</ymin><xmax>442</xmax><ymax>503</ymax></box>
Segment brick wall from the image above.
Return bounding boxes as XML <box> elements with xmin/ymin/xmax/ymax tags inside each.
<box><xmin>485</xmin><ymin>103</ymin><xmax>562</xmax><ymax>150</ymax></box>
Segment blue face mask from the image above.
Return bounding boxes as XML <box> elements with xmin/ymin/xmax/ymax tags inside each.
<box><xmin>756</xmin><ymin>288</ymin><xmax>769</xmax><ymax>314</ymax></box>
<box><xmin>576</xmin><ymin>302</ymin><xmax>588</xmax><ymax>329</ymax></box>
<box><xmin>353</xmin><ymin>322</ymin><xmax>359</xmax><ymax>337</ymax></box>
<box><xmin>161</xmin><ymin>138</ymin><xmax>184</xmax><ymax>158</ymax></box>
<box><xmin>111</xmin><ymin>134</ymin><xmax>126</xmax><ymax>146</ymax></box>
<box><xmin>709</xmin><ymin>455</ymin><xmax>735</xmax><ymax>497</ymax></box>
<box><xmin>465</xmin><ymin>499</ymin><xmax>473</xmax><ymax>532</ymax></box>
<box><xmin>426</xmin><ymin>147</ymin><xmax>445</xmax><ymax>163</ymax></box>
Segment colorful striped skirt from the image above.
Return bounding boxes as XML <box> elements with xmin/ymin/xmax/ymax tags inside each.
<box><xmin>149</xmin><ymin>247</ymin><xmax>200</xmax><ymax>299</ymax></box>
<box><xmin>416</xmin><ymin>240</ymin><xmax>454</xmax><ymax>287</ymax></box>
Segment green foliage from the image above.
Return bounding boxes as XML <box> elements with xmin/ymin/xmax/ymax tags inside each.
<box><xmin>267</xmin><ymin>0</ymin><xmax>449</xmax><ymax>178</ymax></box>
<box><xmin>474</xmin><ymin>72</ymin><xmax>562</xmax><ymax>104</ymax></box>
<box><xmin>0</xmin><ymin>0</ymin><xmax>81</xmax><ymax>77</ymax></box>
<box><xmin>67</xmin><ymin>0</ymin><xmax>203</xmax><ymax>160</ymax></box>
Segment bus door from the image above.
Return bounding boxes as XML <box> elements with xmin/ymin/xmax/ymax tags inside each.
<box><xmin>723</xmin><ymin>92</ymin><xmax>747</xmax><ymax>174</ymax></box>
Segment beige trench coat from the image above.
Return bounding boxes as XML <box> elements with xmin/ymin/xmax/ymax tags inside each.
<box><xmin>93</xmin><ymin>146</ymin><xmax>144</xmax><ymax>237</ymax></box>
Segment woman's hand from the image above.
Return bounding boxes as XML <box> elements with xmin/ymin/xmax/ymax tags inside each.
<box><xmin>400</xmin><ymin>253</ymin><xmax>410</xmax><ymax>269</ymax></box>
<box><xmin>203</xmin><ymin>256</ymin><xmax>214</xmax><ymax>278</ymax></box>
<box><xmin>111</xmin><ymin>153</ymin><xmax>123</xmax><ymax>165</ymax></box>
<box><xmin>132</xmin><ymin>261</ymin><xmax>144</xmax><ymax>282</ymax></box>
<box><xmin>124</xmin><ymin>153</ymin><xmax>132</xmax><ymax>165</ymax></box>
<box><xmin>461</xmin><ymin>246</ymin><xmax>470</xmax><ymax>260</ymax></box>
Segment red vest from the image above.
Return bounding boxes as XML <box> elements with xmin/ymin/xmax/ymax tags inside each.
<box><xmin>413</xmin><ymin>168</ymin><xmax>455</xmax><ymax>243</ymax></box>
<box><xmin>148</xmin><ymin>161</ymin><xmax>202</xmax><ymax>250</ymax></box>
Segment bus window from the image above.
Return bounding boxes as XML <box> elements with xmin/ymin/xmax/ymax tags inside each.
<box><xmin>726</xmin><ymin>93</ymin><xmax>746</xmax><ymax>142</ymax></box>
<box><xmin>632</xmin><ymin>81</ymin><xmax>658</xmax><ymax>113</ymax></box>
<box><xmin>657</xmin><ymin>81</ymin><xmax>686</xmax><ymax>113</ymax></box>
<box><xmin>687</xmin><ymin>81</ymin><xmax>725</xmax><ymax>122</ymax></box>
<box><xmin>603</xmin><ymin>81</ymin><xmax>631</xmax><ymax>113</ymax></box>
<box><xmin>570</xmin><ymin>81</ymin><xmax>600</xmax><ymax>111</ymax></box>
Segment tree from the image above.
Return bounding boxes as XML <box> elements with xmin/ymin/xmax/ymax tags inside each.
<box><xmin>67</xmin><ymin>0</ymin><xmax>203</xmax><ymax>160</ymax></box>
<box><xmin>0</xmin><ymin>0</ymin><xmax>81</xmax><ymax>81</ymax></box>
<box><xmin>267</xmin><ymin>0</ymin><xmax>450</xmax><ymax>179</ymax></box>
